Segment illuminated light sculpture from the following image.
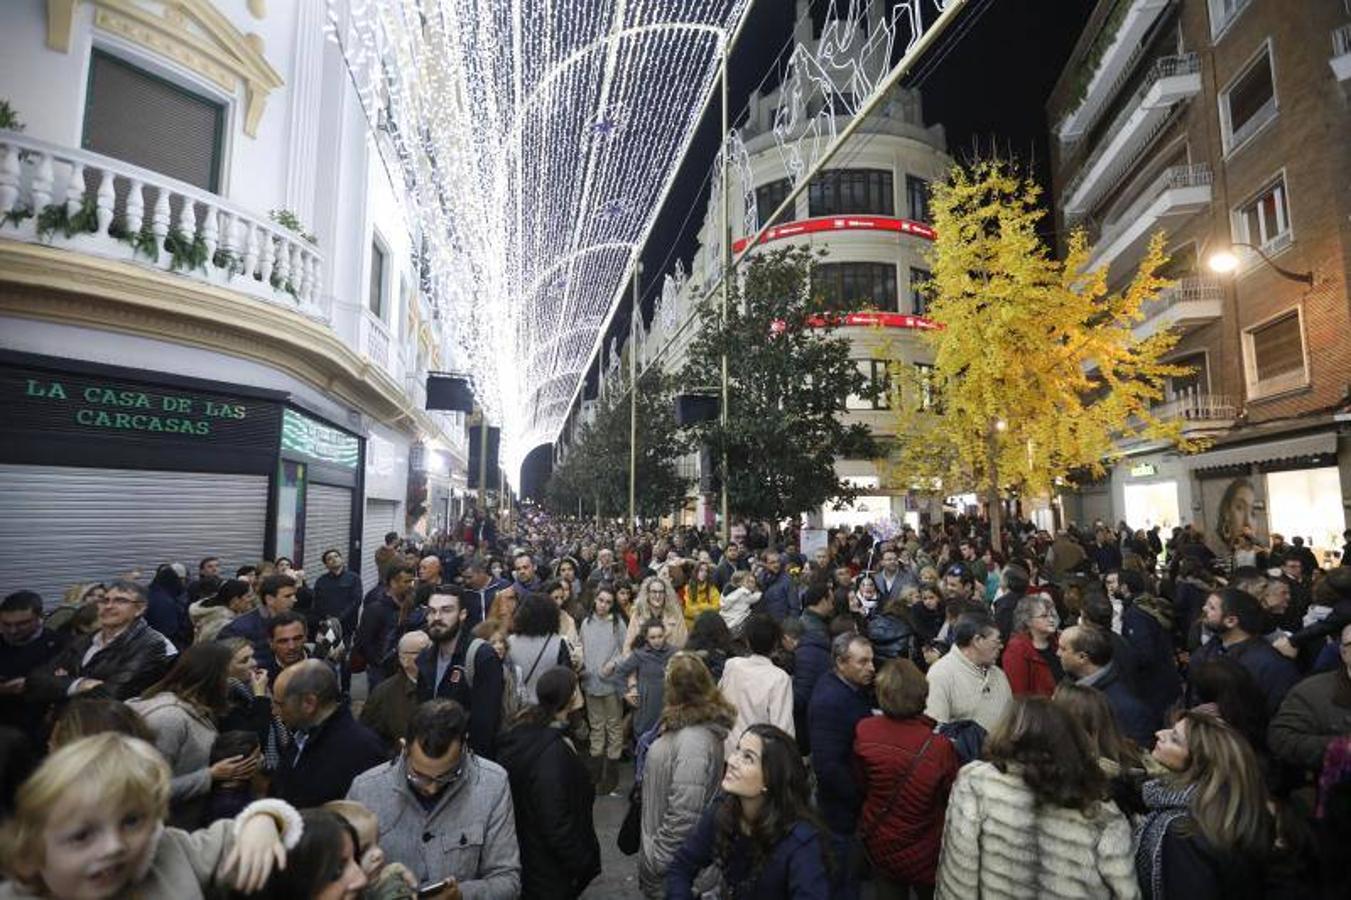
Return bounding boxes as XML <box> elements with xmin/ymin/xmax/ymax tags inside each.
<box><xmin>326</xmin><ymin>0</ymin><xmax>750</xmax><ymax>476</ymax></box>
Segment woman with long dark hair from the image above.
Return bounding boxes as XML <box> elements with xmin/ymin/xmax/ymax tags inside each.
<box><xmin>129</xmin><ymin>642</ymin><xmax>258</xmax><ymax>827</ymax></box>
<box><xmin>507</xmin><ymin>593</ymin><xmax>573</xmax><ymax>704</ymax></box>
<box><xmin>667</xmin><ymin>724</ymin><xmax>829</xmax><ymax>899</ymax></box>
<box><xmin>496</xmin><ymin>667</ymin><xmax>602</xmax><ymax>899</ymax></box>
<box><xmin>236</xmin><ymin>808</ymin><xmax>368</xmax><ymax>899</ymax></box>
<box><xmin>935</xmin><ymin>696</ymin><xmax>1138</xmax><ymax>898</ymax></box>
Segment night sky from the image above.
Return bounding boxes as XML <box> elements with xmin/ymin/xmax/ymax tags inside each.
<box><xmin>523</xmin><ymin>0</ymin><xmax>1096</xmax><ymax>496</ymax></box>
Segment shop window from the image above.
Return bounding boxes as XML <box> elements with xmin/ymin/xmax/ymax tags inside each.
<box><xmin>846</xmin><ymin>360</ymin><xmax>890</xmax><ymax>411</ymax></box>
<box><xmin>82</xmin><ymin>50</ymin><xmax>225</xmax><ymax>192</ymax></box>
<box><xmin>815</xmin><ymin>262</ymin><xmax>898</xmax><ymax>311</ymax></box>
<box><xmin>906</xmin><ymin>175</ymin><xmax>931</xmax><ymax>223</ymax></box>
<box><xmin>1234</xmin><ymin>176</ymin><xmax>1290</xmax><ymax>255</ymax></box>
<box><xmin>1220</xmin><ymin>43</ymin><xmax>1276</xmax><ymax>153</ymax></box>
<box><xmin>909</xmin><ymin>267</ymin><xmax>932</xmax><ymax>315</ymax></box>
<box><xmin>1243</xmin><ymin>309</ymin><xmax>1307</xmax><ymax>398</ymax></box>
<box><xmin>1266</xmin><ymin>467</ymin><xmax>1345</xmax><ymax>563</ymax></box>
<box><xmin>808</xmin><ymin>169</ymin><xmax>894</xmax><ymax>217</ymax></box>
<box><xmin>369</xmin><ymin>240</ymin><xmax>388</xmax><ymax>319</ymax></box>
<box><xmin>755</xmin><ymin>177</ymin><xmax>793</xmax><ymax>228</ymax></box>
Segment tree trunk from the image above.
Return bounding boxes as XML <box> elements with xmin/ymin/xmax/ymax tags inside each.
<box><xmin>987</xmin><ymin>420</ymin><xmax>1004</xmax><ymax>554</ymax></box>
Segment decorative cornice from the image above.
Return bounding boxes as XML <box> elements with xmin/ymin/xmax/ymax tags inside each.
<box><xmin>0</xmin><ymin>241</ymin><xmax>447</xmax><ymax>441</ymax></box>
<box><xmin>46</xmin><ymin>0</ymin><xmax>284</xmax><ymax>137</ymax></box>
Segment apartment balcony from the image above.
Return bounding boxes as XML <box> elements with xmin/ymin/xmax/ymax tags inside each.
<box><xmin>1332</xmin><ymin>24</ymin><xmax>1351</xmax><ymax>84</ymax></box>
<box><xmin>359</xmin><ymin>310</ymin><xmax>404</xmax><ymax>385</ymax></box>
<box><xmin>1056</xmin><ymin>0</ymin><xmax>1172</xmax><ymax>144</ymax></box>
<box><xmin>1063</xmin><ymin>53</ymin><xmax>1201</xmax><ymax>221</ymax></box>
<box><xmin>1133</xmin><ymin>276</ymin><xmax>1223</xmax><ymax>339</ymax></box>
<box><xmin>0</xmin><ymin>132</ymin><xmax>327</xmax><ymax>321</ymax></box>
<box><xmin>1151</xmin><ymin>390</ymin><xmax>1237</xmax><ymax>433</ymax></box>
<box><xmin>1086</xmin><ymin>163</ymin><xmax>1213</xmax><ymax>273</ymax></box>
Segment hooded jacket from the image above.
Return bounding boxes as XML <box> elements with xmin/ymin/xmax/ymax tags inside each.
<box><xmin>495</xmin><ymin>721</ymin><xmax>601</xmax><ymax>899</ymax></box>
<box><xmin>638</xmin><ymin>701</ymin><xmax>734</xmax><ymax>898</ymax></box>
<box><xmin>187</xmin><ymin>600</ymin><xmax>235</xmax><ymax>644</ymax></box>
<box><xmin>127</xmin><ymin>693</ymin><xmax>218</xmax><ymax>828</ymax></box>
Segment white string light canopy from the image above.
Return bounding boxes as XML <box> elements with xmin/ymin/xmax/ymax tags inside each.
<box><xmin>326</xmin><ymin>0</ymin><xmax>751</xmax><ymax>478</ymax></box>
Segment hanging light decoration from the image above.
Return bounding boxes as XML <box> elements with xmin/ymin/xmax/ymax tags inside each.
<box><xmin>326</xmin><ymin>0</ymin><xmax>749</xmax><ymax>476</ymax></box>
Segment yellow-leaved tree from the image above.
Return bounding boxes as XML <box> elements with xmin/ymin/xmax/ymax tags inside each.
<box><xmin>887</xmin><ymin>159</ymin><xmax>1200</xmax><ymax>551</ymax></box>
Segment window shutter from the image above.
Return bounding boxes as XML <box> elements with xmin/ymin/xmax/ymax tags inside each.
<box><xmin>1252</xmin><ymin>314</ymin><xmax>1303</xmax><ymax>382</ymax></box>
<box><xmin>83</xmin><ymin>52</ymin><xmax>223</xmax><ymax>192</ymax></box>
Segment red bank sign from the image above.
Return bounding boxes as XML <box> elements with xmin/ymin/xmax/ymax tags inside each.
<box><xmin>731</xmin><ymin>215</ymin><xmax>937</xmax><ymax>253</ymax></box>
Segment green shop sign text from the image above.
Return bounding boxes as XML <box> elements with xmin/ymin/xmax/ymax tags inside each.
<box><xmin>24</xmin><ymin>379</ymin><xmax>246</xmax><ymax>437</ymax></box>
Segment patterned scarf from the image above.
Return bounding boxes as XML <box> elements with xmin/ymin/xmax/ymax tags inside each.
<box><xmin>1134</xmin><ymin>779</ymin><xmax>1196</xmax><ymax>900</ymax></box>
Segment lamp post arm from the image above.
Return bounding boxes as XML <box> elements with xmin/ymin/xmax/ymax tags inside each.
<box><xmin>1231</xmin><ymin>242</ymin><xmax>1313</xmax><ymax>285</ymax></box>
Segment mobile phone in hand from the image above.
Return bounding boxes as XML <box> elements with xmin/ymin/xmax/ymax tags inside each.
<box><xmin>417</xmin><ymin>879</ymin><xmax>452</xmax><ymax>899</ymax></box>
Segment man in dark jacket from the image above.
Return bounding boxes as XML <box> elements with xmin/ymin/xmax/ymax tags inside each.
<box><xmin>991</xmin><ymin>565</ymin><xmax>1030</xmax><ymax>642</ymax></box>
<box><xmin>809</xmin><ymin>632</ymin><xmax>875</xmax><ymax>900</ymax></box>
<box><xmin>416</xmin><ymin>586</ymin><xmax>505</xmax><ymax>759</ymax></box>
<box><xmin>1269</xmin><ymin>621</ymin><xmax>1351</xmax><ymax>776</ymax></box>
<box><xmin>1189</xmin><ymin>587</ymin><xmax>1300</xmax><ymax>715</ymax></box>
<box><xmin>756</xmin><ymin>551</ymin><xmax>799</xmax><ymax>622</ymax></box>
<box><xmin>713</xmin><ymin>542</ymin><xmax>749</xmax><ymax>591</ymax></box>
<box><xmin>496</xmin><ymin>690</ymin><xmax>602</xmax><ymax>899</ymax></box>
<box><xmin>458</xmin><ymin>560</ymin><xmax>503</xmax><ymax>631</ymax></box>
<box><xmin>271</xmin><ymin>660</ymin><xmax>387</xmax><ymax>807</ymax></box>
<box><xmin>353</xmin><ymin>562</ymin><xmax>416</xmax><ymax>690</ymax></box>
<box><xmin>218</xmin><ymin>574</ymin><xmax>299</xmax><ymax>668</ymax></box>
<box><xmin>312</xmin><ymin>549</ymin><xmax>363</xmax><ymax>635</ymax></box>
<box><xmin>29</xmin><ymin>580</ymin><xmax>171</xmax><ymax>704</ymax></box>
<box><xmin>793</xmin><ymin>588</ymin><xmax>835</xmax><ymax>751</ymax></box>
<box><xmin>1059</xmin><ymin>624</ymin><xmax>1156</xmax><ymax>747</ymax></box>
<box><xmin>1</xmin><ymin>590</ymin><xmax>69</xmax><ymax>739</ymax></box>
<box><xmin>1117</xmin><ymin>570</ymin><xmax>1182</xmax><ymax>721</ymax></box>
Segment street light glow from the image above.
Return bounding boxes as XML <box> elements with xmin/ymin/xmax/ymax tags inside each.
<box><xmin>1207</xmin><ymin>249</ymin><xmax>1241</xmax><ymax>274</ymax></box>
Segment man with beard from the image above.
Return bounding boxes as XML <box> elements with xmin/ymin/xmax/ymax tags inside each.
<box><xmin>1188</xmin><ymin>587</ymin><xmax>1299</xmax><ymax>715</ymax></box>
<box><xmin>416</xmin><ymin>586</ymin><xmax>506</xmax><ymax>759</ymax></box>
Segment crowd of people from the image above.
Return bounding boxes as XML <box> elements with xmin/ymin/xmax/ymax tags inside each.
<box><xmin>1</xmin><ymin>507</ymin><xmax>1350</xmax><ymax>899</ymax></box>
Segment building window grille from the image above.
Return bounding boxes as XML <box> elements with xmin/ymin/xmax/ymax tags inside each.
<box><xmin>815</xmin><ymin>262</ymin><xmax>898</xmax><ymax>311</ymax></box>
<box><xmin>808</xmin><ymin>169</ymin><xmax>894</xmax><ymax>217</ymax></box>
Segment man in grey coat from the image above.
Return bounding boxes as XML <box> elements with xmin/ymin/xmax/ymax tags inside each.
<box><xmin>347</xmin><ymin>699</ymin><xmax>520</xmax><ymax>899</ymax></box>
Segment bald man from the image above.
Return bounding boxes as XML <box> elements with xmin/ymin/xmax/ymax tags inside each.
<box><xmin>360</xmin><ymin>630</ymin><xmax>433</xmax><ymax>749</ymax></box>
<box><xmin>272</xmin><ymin>659</ymin><xmax>387</xmax><ymax>807</ymax></box>
<box><xmin>417</xmin><ymin>554</ymin><xmax>443</xmax><ymax>588</ymax></box>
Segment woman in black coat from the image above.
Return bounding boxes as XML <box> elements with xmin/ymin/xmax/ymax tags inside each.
<box><xmin>496</xmin><ymin>666</ymin><xmax>602</xmax><ymax>899</ymax></box>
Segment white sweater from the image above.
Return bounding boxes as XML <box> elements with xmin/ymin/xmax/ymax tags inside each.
<box><xmin>924</xmin><ymin>646</ymin><xmax>1013</xmax><ymax>733</ymax></box>
<box><xmin>718</xmin><ymin>654</ymin><xmax>794</xmax><ymax>757</ymax></box>
<box><xmin>936</xmin><ymin>761</ymin><xmax>1140</xmax><ymax>900</ymax></box>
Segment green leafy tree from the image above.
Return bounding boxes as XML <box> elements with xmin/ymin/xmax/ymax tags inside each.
<box><xmin>544</xmin><ymin>369</ymin><xmax>688</xmax><ymax>520</ymax></box>
<box><xmin>679</xmin><ymin>245</ymin><xmax>879</xmax><ymax>529</ymax></box>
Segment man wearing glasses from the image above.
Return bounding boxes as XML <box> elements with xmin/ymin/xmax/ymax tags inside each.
<box><xmin>924</xmin><ymin>612</ymin><xmax>1012</xmax><ymax>733</ymax></box>
<box><xmin>347</xmin><ymin>699</ymin><xmax>521</xmax><ymax>899</ymax></box>
<box><xmin>29</xmin><ymin>579</ymin><xmax>171</xmax><ymax>702</ymax></box>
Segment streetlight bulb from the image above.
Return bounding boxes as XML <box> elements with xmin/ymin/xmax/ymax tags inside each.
<box><xmin>995</xmin><ymin>419</ymin><xmax>1008</xmax><ymax>432</ymax></box>
<box><xmin>1208</xmin><ymin>249</ymin><xmax>1240</xmax><ymax>274</ymax></box>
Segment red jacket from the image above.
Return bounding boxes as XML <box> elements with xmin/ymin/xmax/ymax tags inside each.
<box><xmin>853</xmin><ymin>714</ymin><xmax>959</xmax><ymax>885</ymax></box>
<box><xmin>1002</xmin><ymin>631</ymin><xmax>1060</xmax><ymax>697</ymax></box>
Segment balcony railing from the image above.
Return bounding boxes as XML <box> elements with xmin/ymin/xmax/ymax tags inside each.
<box><xmin>359</xmin><ymin>310</ymin><xmax>402</xmax><ymax>383</ymax></box>
<box><xmin>1057</xmin><ymin>0</ymin><xmax>1172</xmax><ymax>145</ymax></box>
<box><xmin>1152</xmin><ymin>389</ymin><xmax>1237</xmax><ymax>425</ymax></box>
<box><xmin>1064</xmin><ymin>53</ymin><xmax>1201</xmax><ymax>220</ymax></box>
<box><xmin>1087</xmin><ymin>163</ymin><xmax>1213</xmax><ymax>272</ymax></box>
<box><xmin>1134</xmin><ymin>275</ymin><xmax>1224</xmax><ymax>338</ymax></box>
<box><xmin>0</xmin><ymin>132</ymin><xmax>326</xmax><ymax>320</ymax></box>
<box><xmin>1331</xmin><ymin>24</ymin><xmax>1351</xmax><ymax>82</ymax></box>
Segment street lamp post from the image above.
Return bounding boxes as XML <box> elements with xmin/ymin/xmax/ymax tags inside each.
<box><xmin>719</xmin><ymin>30</ymin><xmax>731</xmax><ymax>546</ymax></box>
<box><xmin>1207</xmin><ymin>242</ymin><xmax>1313</xmax><ymax>285</ymax></box>
<box><xmin>629</xmin><ymin>262</ymin><xmax>641</xmax><ymax>528</ymax></box>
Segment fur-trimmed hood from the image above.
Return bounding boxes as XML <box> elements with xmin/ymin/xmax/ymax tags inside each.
<box><xmin>660</xmin><ymin>697</ymin><xmax>735</xmax><ymax>734</ymax></box>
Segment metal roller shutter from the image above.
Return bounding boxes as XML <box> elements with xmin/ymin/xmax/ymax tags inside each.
<box><xmin>302</xmin><ymin>484</ymin><xmax>352</xmax><ymax>572</ymax></box>
<box><xmin>361</xmin><ymin>499</ymin><xmax>400</xmax><ymax>592</ymax></box>
<box><xmin>0</xmin><ymin>464</ymin><xmax>266</xmax><ymax>607</ymax></box>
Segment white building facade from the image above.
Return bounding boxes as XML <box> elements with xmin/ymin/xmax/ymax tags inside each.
<box><xmin>0</xmin><ymin>0</ymin><xmax>468</xmax><ymax>600</ymax></box>
<box><xmin>565</xmin><ymin>6</ymin><xmax>954</xmax><ymax>530</ymax></box>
